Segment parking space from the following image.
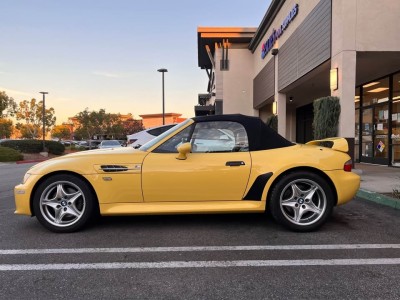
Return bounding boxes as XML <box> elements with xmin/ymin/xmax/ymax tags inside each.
<box><xmin>1</xmin><ymin>163</ymin><xmax>400</xmax><ymax>299</ymax></box>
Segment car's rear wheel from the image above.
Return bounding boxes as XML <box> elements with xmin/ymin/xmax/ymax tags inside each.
<box><xmin>269</xmin><ymin>171</ymin><xmax>334</xmax><ymax>232</ymax></box>
<box><xmin>33</xmin><ymin>174</ymin><xmax>96</xmax><ymax>233</ymax></box>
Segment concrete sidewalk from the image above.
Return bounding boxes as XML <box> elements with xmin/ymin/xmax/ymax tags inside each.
<box><xmin>354</xmin><ymin>163</ymin><xmax>400</xmax><ymax>193</ymax></box>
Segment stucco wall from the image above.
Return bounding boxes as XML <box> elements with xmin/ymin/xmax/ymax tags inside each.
<box><xmin>253</xmin><ymin>0</ymin><xmax>320</xmax><ymax>78</ymax></box>
<box><xmin>356</xmin><ymin>0</ymin><xmax>400</xmax><ymax>52</ymax></box>
<box><xmin>222</xmin><ymin>49</ymin><xmax>254</xmax><ymax>116</ymax></box>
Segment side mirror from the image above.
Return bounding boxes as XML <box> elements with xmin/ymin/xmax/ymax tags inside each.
<box><xmin>176</xmin><ymin>142</ymin><xmax>191</xmax><ymax>160</ymax></box>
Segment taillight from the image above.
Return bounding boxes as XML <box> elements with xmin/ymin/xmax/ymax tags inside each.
<box><xmin>344</xmin><ymin>159</ymin><xmax>352</xmax><ymax>172</ymax></box>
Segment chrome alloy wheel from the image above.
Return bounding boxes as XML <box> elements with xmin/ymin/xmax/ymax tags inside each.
<box><xmin>39</xmin><ymin>181</ymin><xmax>86</xmax><ymax>227</ymax></box>
<box><xmin>279</xmin><ymin>179</ymin><xmax>327</xmax><ymax>226</ymax></box>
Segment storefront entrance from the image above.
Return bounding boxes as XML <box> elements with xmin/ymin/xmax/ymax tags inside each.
<box><xmin>360</xmin><ymin>103</ymin><xmax>389</xmax><ymax>165</ymax></box>
<box><xmin>357</xmin><ymin>73</ymin><xmax>400</xmax><ymax>166</ymax></box>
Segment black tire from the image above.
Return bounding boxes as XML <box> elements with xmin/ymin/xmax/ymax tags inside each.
<box><xmin>268</xmin><ymin>171</ymin><xmax>334</xmax><ymax>232</ymax></box>
<box><xmin>33</xmin><ymin>174</ymin><xmax>97</xmax><ymax>233</ymax></box>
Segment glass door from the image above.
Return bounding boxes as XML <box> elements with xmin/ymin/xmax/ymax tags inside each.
<box><xmin>372</xmin><ymin>104</ymin><xmax>389</xmax><ymax>164</ymax></box>
<box><xmin>361</xmin><ymin>108</ymin><xmax>373</xmax><ymax>161</ymax></box>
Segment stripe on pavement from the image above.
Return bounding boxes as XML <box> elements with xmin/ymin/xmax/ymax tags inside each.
<box><xmin>1</xmin><ymin>244</ymin><xmax>400</xmax><ymax>255</ymax></box>
<box><xmin>1</xmin><ymin>258</ymin><xmax>400</xmax><ymax>271</ymax></box>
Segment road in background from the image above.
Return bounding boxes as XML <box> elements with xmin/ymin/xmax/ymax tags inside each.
<box><xmin>1</xmin><ymin>163</ymin><xmax>400</xmax><ymax>299</ymax></box>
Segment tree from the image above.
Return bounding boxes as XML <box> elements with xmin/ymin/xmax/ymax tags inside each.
<box><xmin>123</xmin><ymin>118</ymin><xmax>144</xmax><ymax>136</ymax></box>
<box><xmin>52</xmin><ymin>125</ymin><xmax>71</xmax><ymax>140</ymax></box>
<box><xmin>75</xmin><ymin>108</ymin><xmax>107</xmax><ymax>149</ymax></box>
<box><xmin>0</xmin><ymin>91</ymin><xmax>16</xmax><ymax>118</ymax></box>
<box><xmin>0</xmin><ymin>119</ymin><xmax>13</xmax><ymax>138</ymax></box>
<box><xmin>14</xmin><ymin>98</ymin><xmax>56</xmax><ymax>139</ymax></box>
<box><xmin>15</xmin><ymin>123</ymin><xmax>43</xmax><ymax>139</ymax></box>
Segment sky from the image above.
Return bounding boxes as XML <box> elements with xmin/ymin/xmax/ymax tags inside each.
<box><xmin>1</xmin><ymin>0</ymin><xmax>271</xmax><ymax>124</ymax></box>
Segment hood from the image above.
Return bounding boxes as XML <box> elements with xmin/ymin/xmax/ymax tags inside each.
<box><xmin>28</xmin><ymin>147</ymin><xmax>149</xmax><ymax>175</ymax></box>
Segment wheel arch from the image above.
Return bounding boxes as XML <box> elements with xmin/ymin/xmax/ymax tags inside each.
<box><xmin>265</xmin><ymin>167</ymin><xmax>338</xmax><ymax>206</ymax></box>
<box><xmin>30</xmin><ymin>171</ymin><xmax>99</xmax><ymax>216</ymax></box>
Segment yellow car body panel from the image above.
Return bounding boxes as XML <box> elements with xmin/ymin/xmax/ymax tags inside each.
<box><xmin>14</xmin><ymin>118</ymin><xmax>360</xmax><ymax>218</ymax></box>
<box><xmin>142</xmin><ymin>152</ymin><xmax>251</xmax><ymax>202</ymax></box>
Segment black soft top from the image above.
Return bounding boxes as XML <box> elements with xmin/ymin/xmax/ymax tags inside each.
<box><xmin>192</xmin><ymin>114</ymin><xmax>293</xmax><ymax>151</ymax></box>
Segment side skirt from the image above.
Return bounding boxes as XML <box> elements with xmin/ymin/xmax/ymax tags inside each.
<box><xmin>100</xmin><ymin>201</ymin><xmax>266</xmax><ymax>216</ymax></box>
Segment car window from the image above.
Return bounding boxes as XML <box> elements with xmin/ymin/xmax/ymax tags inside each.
<box><xmin>147</xmin><ymin>125</ymin><xmax>176</xmax><ymax>137</ymax></box>
<box><xmin>153</xmin><ymin>125</ymin><xmax>194</xmax><ymax>153</ymax></box>
<box><xmin>190</xmin><ymin>121</ymin><xmax>249</xmax><ymax>153</ymax></box>
<box><xmin>140</xmin><ymin>119</ymin><xmax>191</xmax><ymax>151</ymax></box>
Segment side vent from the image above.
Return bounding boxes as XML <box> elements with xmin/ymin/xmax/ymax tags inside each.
<box><xmin>100</xmin><ymin>165</ymin><xmax>129</xmax><ymax>172</ymax></box>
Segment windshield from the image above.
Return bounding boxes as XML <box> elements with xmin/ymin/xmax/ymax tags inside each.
<box><xmin>102</xmin><ymin>140</ymin><xmax>120</xmax><ymax>146</ymax></box>
<box><xmin>140</xmin><ymin>119</ymin><xmax>192</xmax><ymax>151</ymax></box>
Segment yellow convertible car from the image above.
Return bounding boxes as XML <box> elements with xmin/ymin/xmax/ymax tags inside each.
<box><xmin>14</xmin><ymin>115</ymin><xmax>360</xmax><ymax>233</ymax></box>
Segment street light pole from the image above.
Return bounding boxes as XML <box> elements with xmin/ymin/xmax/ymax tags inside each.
<box><xmin>39</xmin><ymin>92</ymin><xmax>48</xmax><ymax>152</ymax></box>
<box><xmin>157</xmin><ymin>68</ymin><xmax>168</xmax><ymax>125</ymax></box>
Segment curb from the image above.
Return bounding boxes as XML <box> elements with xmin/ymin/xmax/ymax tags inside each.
<box><xmin>356</xmin><ymin>189</ymin><xmax>400</xmax><ymax>210</ymax></box>
<box><xmin>16</xmin><ymin>159</ymin><xmax>48</xmax><ymax>164</ymax></box>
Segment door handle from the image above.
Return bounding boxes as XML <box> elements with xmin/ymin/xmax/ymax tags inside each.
<box><xmin>226</xmin><ymin>161</ymin><xmax>245</xmax><ymax>166</ymax></box>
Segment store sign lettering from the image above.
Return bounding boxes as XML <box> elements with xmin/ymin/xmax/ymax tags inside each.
<box><xmin>261</xmin><ymin>4</ymin><xmax>298</xmax><ymax>59</ymax></box>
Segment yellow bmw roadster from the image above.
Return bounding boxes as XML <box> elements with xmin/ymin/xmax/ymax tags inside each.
<box><xmin>14</xmin><ymin>115</ymin><xmax>360</xmax><ymax>233</ymax></box>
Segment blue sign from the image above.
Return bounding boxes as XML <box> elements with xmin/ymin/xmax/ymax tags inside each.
<box><xmin>261</xmin><ymin>4</ymin><xmax>298</xmax><ymax>59</ymax></box>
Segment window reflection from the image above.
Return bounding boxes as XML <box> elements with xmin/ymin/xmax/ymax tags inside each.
<box><xmin>362</xmin><ymin>77</ymin><xmax>389</xmax><ymax>106</ymax></box>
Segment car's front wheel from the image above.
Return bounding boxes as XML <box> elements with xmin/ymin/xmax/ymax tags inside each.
<box><xmin>269</xmin><ymin>171</ymin><xmax>334</xmax><ymax>232</ymax></box>
<box><xmin>33</xmin><ymin>174</ymin><xmax>97</xmax><ymax>233</ymax></box>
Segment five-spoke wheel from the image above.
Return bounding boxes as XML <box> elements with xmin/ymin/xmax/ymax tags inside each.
<box><xmin>33</xmin><ymin>174</ymin><xmax>97</xmax><ymax>233</ymax></box>
<box><xmin>269</xmin><ymin>171</ymin><xmax>334</xmax><ymax>232</ymax></box>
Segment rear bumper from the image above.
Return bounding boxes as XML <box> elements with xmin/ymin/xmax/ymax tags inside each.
<box><xmin>325</xmin><ymin>170</ymin><xmax>360</xmax><ymax>206</ymax></box>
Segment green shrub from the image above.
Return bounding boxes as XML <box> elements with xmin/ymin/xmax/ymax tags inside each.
<box><xmin>67</xmin><ymin>145</ymin><xmax>85</xmax><ymax>151</ymax></box>
<box><xmin>0</xmin><ymin>146</ymin><xmax>23</xmax><ymax>162</ymax></box>
<box><xmin>265</xmin><ymin>114</ymin><xmax>278</xmax><ymax>132</ymax></box>
<box><xmin>313</xmin><ymin>96</ymin><xmax>341</xmax><ymax>146</ymax></box>
<box><xmin>1</xmin><ymin>140</ymin><xmax>65</xmax><ymax>155</ymax></box>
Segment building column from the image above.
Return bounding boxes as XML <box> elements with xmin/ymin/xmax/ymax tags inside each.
<box><xmin>277</xmin><ymin>93</ymin><xmax>286</xmax><ymax>137</ymax></box>
<box><xmin>331</xmin><ymin>51</ymin><xmax>356</xmax><ymax>138</ymax></box>
<box><xmin>331</xmin><ymin>0</ymin><xmax>357</xmax><ymax>162</ymax></box>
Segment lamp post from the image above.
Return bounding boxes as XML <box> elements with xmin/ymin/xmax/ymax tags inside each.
<box><xmin>39</xmin><ymin>92</ymin><xmax>48</xmax><ymax>152</ymax></box>
<box><xmin>157</xmin><ymin>68</ymin><xmax>168</xmax><ymax>125</ymax></box>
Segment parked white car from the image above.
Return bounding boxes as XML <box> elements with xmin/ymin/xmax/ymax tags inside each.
<box><xmin>127</xmin><ymin>124</ymin><xmax>177</xmax><ymax>148</ymax></box>
<box><xmin>98</xmin><ymin>140</ymin><xmax>122</xmax><ymax>149</ymax></box>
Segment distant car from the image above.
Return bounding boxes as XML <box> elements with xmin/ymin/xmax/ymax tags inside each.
<box><xmin>127</xmin><ymin>124</ymin><xmax>177</xmax><ymax>148</ymax></box>
<box><xmin>78</xmin><ymin>140</ymin><xmax>101</xmax><ymax>150</ymax></box>
<box><xmin>98</xmin><ymin>140</ymin><xmax>122</xmax><ymax>149</ymax></box>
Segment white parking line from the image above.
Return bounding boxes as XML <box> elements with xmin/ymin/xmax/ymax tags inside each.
<box><xmin>1</xmin><ymin>258</ymin><xmax>400</xmax><ymax>271</ymax></box>
<box><xmin>1</xmin><ymin>244</ymin><xmax>400</xmax><ymax>255</ymax></box>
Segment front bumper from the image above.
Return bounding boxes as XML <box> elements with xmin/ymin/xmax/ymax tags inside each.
<box><xmin>325</xmin><ymin>170</ymin><xmax>360</xmax><ymax>206</ymax></box>
<box><xmin>14</xmin><ymin>174</ymin><xmax>41</xmax><ymax>216</ymax></box>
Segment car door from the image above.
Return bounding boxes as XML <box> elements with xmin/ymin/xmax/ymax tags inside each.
<box><xmin>142</xmin><ymin>121</ymin><xmax>251</xmax><ymax>202</ymax></box>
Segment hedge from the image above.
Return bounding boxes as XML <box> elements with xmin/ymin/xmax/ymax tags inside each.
<box><xmin>0</xmin><ymin>146</ymin><xmax>23</xmax><ymax>162</ymax></box>
<box><xmin>313</xmin><ymin>96</ymin><xmax>341</xmax><ymax>147</ymax></box>
<box><xmin>265</xmin><ymin>115</ymin><xmax>278</xmax><ymax>132</ymax></box>
<box><xmin>0</xmin><ymin>140</ymin><xmax>65</xmax><ymax>155</ymax></box>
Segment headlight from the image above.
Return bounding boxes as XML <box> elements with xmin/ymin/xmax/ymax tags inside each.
<box><xmin>22</xmin><ymin>173</ymin><xmax>31</xmax><ymax>184</ymax></box>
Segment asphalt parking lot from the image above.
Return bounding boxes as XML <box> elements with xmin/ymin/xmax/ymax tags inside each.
<box><xmin>0</xmin><ymin>163</ymin><xmax>400</xmax><ymax>299</ymax></box>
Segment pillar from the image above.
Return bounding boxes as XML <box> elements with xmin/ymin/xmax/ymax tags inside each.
<box><xmin>331</xmin><ymin>0</ymin><xmax>357</xmax><ymax>162</ymax></box>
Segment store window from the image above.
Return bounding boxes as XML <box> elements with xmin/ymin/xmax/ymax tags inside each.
<box><xmin>391</xmin><ymin>73</ymin><xmax>400</xmax><ymax>166</ymax></box>
<box><xmin>362</xmin><ymin>77</ymin><xmax>390</xmax><ymax>107</ymax></box>
<box><xmin>355</xmin><ymin>108</ymin><xmax>360</xmax><ymax>161</ymax></box>
<box><xmin>355</xmin><ymin>87</ymin><xmax>360</xmax><ymax>109</ymax></box>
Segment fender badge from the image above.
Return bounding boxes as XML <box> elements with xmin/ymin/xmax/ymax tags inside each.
<box><xmin>102</xmin><ymin>177</ymin><xmax>112</xmax><ymax>181</ymax></box>
<box><xmin>16</xmin><ymin>190</ymin><xmax>25</xmax><ymax>194</ymax></box>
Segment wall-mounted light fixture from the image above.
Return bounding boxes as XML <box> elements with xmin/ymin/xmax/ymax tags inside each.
<box><xmin>289</xmin><ymin>95</ymin><xmax>293</xmax><ymax>102</ymax></box>
<box><xmin>330</xmin><ymin>68</ymin><xmax>338</xmax><ymax>90</ymax></box>
<box><xmin>271</xmin><ymin>48</ymin><xmax>279</xmax><ymax>56</ymax></box>
<box><xmin>272</xmin><ymin>101</ymin><xmax>277</xmax><ymax>115</ymax></box>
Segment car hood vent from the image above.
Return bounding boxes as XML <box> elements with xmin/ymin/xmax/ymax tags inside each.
<box><xmin>100</xmin><ymin>165</ymin><xmax>128</xmax><ymax>172</ymax></box>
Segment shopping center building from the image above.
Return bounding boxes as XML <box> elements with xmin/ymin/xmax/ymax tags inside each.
<box><xmin>196</xmin><ymin>0</ymin><xmax>400</xmax><ymax>166</ymax></box>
